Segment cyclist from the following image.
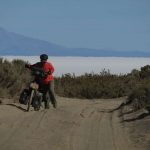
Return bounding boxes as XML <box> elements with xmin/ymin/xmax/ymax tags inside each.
<box><xmin>25</xmin><ymin>54</ymin><xmax>57</xmax><ymax>109</ymax></box>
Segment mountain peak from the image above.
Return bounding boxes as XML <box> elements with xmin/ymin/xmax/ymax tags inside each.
<box><xmin>0</xmin><ymin>27</ymin><xmax>66</xmax><ymax>55</ymax></box>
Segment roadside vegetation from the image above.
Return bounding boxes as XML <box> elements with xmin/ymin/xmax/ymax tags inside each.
<box><xmin>0</xmin><ymin>58</ymin><xmax>150</xmax><ymax>111</ymax></box>
<box><xmin>127</xmin><ymin>65</ymin><xmax>150</xmax><ymax>111</ymax></box>
<box><xmin>0</xmin><ymin>58</ymin><xmax>31</xmax><ymax>98</ymax></box>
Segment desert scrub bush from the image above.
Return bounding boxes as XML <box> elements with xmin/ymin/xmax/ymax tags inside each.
<box><xmin>140</xmin><ymin>65</ymin><xmax>150</xmax><ymax>79</ymax></box>
<box><xmin>55</xmin><ymin>65</ymin><xmax>150</xmax><ymax>99</ymax></box>
<box><xmin>128</xmin><ymin>84</ymin><xmax>150</xmax><ymax>111</ymax></box>
<box><xmin>0</xmin><ymin>58</ymin><xmax>31</xmax><ymax>98</ymax></box>
<box><xmin>55</xmin><ymin>72</ymin><xmax>129</xmax><ymax>99</ymax></box>
<box><xmin>126</xmin><ymin>65</ymin><xmax>150</xmax><ymax>111</ymax></box>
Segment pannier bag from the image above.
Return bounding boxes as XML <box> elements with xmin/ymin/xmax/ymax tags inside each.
<box><xmin>19</xmin><ymin>89</ymin><xmax>30</xmax><ymax>105</ymax></box>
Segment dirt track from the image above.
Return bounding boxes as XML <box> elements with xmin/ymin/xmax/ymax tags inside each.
<box><xmin>0</xmin><ymin>97</ymin><xmax>139</xmax><ymax>150</ymax></box>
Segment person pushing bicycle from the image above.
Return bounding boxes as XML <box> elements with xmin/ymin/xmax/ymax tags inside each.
<box><xmin>25</xmin><ymin>54</ymin><xmax>57</xmax><ymax>109</ymax></box>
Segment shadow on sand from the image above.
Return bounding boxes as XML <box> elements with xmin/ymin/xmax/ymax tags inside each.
<box><xmin>122</xmin><ymin>111</ymin><xmax>150</xmax><ymax>122</ymax></box>
<box><xmin>6</xmin><ymin>104</ymin><xmax>27</xmax><ymax>112</ymax></box>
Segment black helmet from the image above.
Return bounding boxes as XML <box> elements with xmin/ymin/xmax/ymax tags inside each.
<box><xmin>40</xmin><ymin>54</ymin><xmax>48</xmax><ymax>61</ymax></box>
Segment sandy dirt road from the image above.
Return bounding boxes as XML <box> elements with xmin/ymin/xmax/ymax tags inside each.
<box><xmin>0</xmin><ymin>97</ymin><xmax>138</xmax><ymax>150</ymax></box>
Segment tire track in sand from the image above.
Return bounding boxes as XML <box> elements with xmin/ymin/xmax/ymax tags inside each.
<box><xmin>68</xmin><ymin>102</ymin><xmax>136</xmax><ymax>150</ymax></box>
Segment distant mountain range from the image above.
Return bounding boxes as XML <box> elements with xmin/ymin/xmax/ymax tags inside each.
<box><xmin>0</xmin><ymin>27</ymin><xmax>149</xmax><ymax>57</ymax></box>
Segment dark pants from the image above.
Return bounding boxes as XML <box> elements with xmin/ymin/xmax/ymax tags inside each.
<box><xmin>41</xmin><ymin>80</ymin><xmax>57</xmax><ymax>108</ymax></box>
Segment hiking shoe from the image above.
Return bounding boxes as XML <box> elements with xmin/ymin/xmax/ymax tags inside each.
<box><xmin>45</xmin><ymin>105</ymin><xmax>50</xmax><ymax>109</ymax></box>
<box><xmin>53</xmin><ymin>102</ymin><xmax>57</xmax><ymax>108</ymax></box>
<box><xmin>44</xmin><ymin>101</ymin><xmax>50</xmax><ymax>109</ymax></box>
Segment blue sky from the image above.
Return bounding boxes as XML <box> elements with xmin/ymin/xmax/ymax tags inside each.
<box><xmin>0</xmin><ymin>0</ymin><xmax>150</xmax><ymax>51</ymax></box>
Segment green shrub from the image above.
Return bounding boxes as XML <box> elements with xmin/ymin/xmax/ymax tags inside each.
<box><xmin>140</xmin><ymin>65</ymin><xmax>150</xmax><ymax>79</ymax></box>
<box><xmin>128</xmin><ymin>84</ymin><xmax>150</xmax><ymax>111</ymax></box>
<box><xmin>0</xmin><ymin>58</ymin><xmax>31</xmax><ymax>98</ymax></box>
<box><xmin>55</xmin><ymin>73</ymin><xmax>130</xmax><ymax>99</ymax></box>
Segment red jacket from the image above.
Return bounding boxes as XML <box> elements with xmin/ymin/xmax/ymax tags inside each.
<box><xmin>29</xmin><ymin>61</ymin><xmax>54</xmax><ymax>84</ymax></box>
